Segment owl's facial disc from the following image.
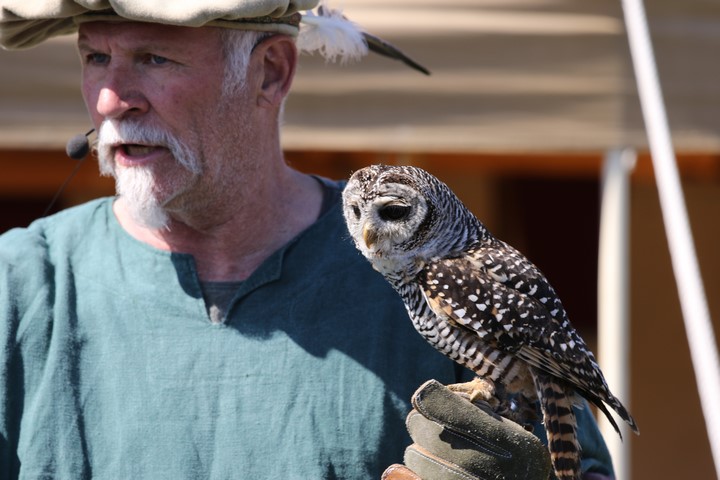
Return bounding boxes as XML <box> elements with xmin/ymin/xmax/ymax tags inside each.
<box><xmin>342</xmin><ymin>166</ymin><xmax>430</xmax><ymax>265</ymax></box>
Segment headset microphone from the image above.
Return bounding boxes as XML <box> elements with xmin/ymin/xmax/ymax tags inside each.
<box><xmin>43</xmin><ymin>128</ymin><xmax>97</xmax><ymax>216</ymax></box>
<box><xmin>65</xmin><ymin>128</ymin><xmax>95</xmax><ymax>160</ymax></box>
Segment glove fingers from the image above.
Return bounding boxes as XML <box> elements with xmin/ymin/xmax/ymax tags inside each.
<box><xmin>381</xmin><ymin>463</ymin><xmax>423</xmax><ymax>480</ymax></box>
<box><xmin>404</xmin><ymin>444</ymin><xmax>483</xmax><ymax>480</ymax></box>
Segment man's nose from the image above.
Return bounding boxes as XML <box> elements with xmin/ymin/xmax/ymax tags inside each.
<box><xmin>95</xmin><ymin>77</ymin><xmax>149</xmax><ymax>120</ymax></box>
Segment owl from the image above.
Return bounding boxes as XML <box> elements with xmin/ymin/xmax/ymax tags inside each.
<box><xmin>342</xmin><ymin>164</ymin><xmax>638</xmax><ymax>480</ymax></box>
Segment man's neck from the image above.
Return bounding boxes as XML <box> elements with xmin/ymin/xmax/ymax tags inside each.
<box><xmin>114</xmin><ymin>168</ymin><xmax>323</xmax><ymax>281</ymax></box>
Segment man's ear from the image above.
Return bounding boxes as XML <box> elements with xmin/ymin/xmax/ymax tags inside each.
<box><xmin>252</xmin><ymin>35</ymin><xmax>297</xmax><ymax>108</ymax></box>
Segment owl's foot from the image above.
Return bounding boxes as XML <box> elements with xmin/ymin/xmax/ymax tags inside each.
<box><xmin>447</xmin><ymin>377</ymin><xmax>499</xmax><ymax>410</ymax></box>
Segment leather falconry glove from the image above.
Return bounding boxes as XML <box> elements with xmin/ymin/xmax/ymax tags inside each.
<box><xmin>382</xmin><ymin>380</ymin><xmax>552</xmax><ymax>480</ymax></box>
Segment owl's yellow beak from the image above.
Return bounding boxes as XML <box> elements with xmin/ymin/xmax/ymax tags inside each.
<box><xmin>363</xmin><ymin>223</ymin><xmax>379</xmax><ymax>249</ymax></box>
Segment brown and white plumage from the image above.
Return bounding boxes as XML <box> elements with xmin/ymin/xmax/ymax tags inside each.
<box><xmin>342</xmin><ymin>164</ymin><xmax>638</xmax><ymax>480</ymax></box>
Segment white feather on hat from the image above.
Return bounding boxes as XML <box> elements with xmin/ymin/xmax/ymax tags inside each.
<box><xmin>296</xmin><ymin>1</ymin><xmax>368</xmax><ymax>64</ymax></box>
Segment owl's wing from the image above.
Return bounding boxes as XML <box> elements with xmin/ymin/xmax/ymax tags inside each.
<box><xmin>419</xmin><ymin>249</ymin><xmax>606</xmax><ymax>396</ymax></box>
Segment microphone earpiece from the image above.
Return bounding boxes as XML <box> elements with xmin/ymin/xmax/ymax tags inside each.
<box><xmin>65</xmin><ymin>128</ymin><xmax>95</xmax><ymax>160</ymax></box>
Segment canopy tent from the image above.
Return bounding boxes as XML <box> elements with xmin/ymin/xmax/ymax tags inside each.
<box><xmin>1</xmin><ymin>0</ymin><xmax>719</xmax><ymax>153</ymax></box>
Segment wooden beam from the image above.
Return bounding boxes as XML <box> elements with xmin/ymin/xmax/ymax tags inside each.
<box><xmin>284</xmin><ymin>150</ymin><xmax>720</xmax><ymax>183</ymax></box>
<box><xmin>0</xmin><ymin>149</ymin><xmax>114</xmax><ymax>198</ymax></box>
<box><xmin>1</xmin><ymin>149</ymin><xmax>718</xmax><ymax>201</ymax></box>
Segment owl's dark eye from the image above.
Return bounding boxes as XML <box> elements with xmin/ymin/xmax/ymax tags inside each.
<box><xmin>378</xmin><ymin>204</ymin><xmax>411</xmax><ymax>222</ymax></box>
<box><xmin>352</xmin><ymin>205</ymin><xmax>361</xmax><ymax>219</ymax></box>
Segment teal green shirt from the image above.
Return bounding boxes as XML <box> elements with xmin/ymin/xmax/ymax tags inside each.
<box><xmin>0</xmin><ymin>184</ymin><xmax>613</xmax><ymax>479</ymax></box>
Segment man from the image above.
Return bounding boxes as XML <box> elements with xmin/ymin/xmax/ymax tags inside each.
<box><xmin>0</xmin><ymin>1</ymin><xmax>614</xmax><ymax>478</ymax></box>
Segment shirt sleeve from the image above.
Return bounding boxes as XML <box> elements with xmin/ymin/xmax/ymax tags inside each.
<box><xmin>0</xmin><ymin>226</ymin><xmax>51</xmax><ymax>479</ymax></box>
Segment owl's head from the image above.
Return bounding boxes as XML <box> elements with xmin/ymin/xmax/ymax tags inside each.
<box><xmin>342</xmin><ymin>165</ymin><xmax>486</xmax><ymax>274</ymax></box>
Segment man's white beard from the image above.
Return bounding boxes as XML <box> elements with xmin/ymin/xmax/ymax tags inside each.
<box><xmin>114</xmin><ymin>167</ymin><xmax>171</xmax><ymax>230</ymax></box>
<box><xmin>96</xmin><ymin>119</ymin><xmax>202</xmax><ymax>230</ymax></box>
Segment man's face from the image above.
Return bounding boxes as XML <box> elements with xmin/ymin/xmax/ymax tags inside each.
<box><xmin>78</xmin><ymin>22</ymin><xmax>249</xmax><ymax>227</ymax></box>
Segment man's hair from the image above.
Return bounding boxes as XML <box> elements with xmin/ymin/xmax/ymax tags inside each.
<box><xmin>219</xmin><ymin>29</ymin><xmax>273</xmax><ymax>97</ymax></box>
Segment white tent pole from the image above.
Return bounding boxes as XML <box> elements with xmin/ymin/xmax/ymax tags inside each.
<box><xmin>598</xmin><ymin>147</ymin><xmax>636</xmax><ymax>480</ymax></box>
<box><xmin>621</xmin><ymin>1</ymin><xmax>720</xmax><ymax>478</ymax></box>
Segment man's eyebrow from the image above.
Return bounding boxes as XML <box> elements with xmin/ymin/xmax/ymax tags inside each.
<box><xmin>77</xmin><ymin>42</ymin><xmax>94</xmax><ymax>53</ymax></box>
<box><xmin>76</xmin><ymin>36</ymin><xmax>109</xmax><ymax>53</ymax></box>
<box><xmin>77</xmin><ymin>35</ymin><xmax>92</xmax><ymax>51</ymax></box>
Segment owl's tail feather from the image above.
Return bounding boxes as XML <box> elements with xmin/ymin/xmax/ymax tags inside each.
<box><xmin>532</xmin><ymin>370</ymin><xmax>582</xmax><ymax>480</ymax></box>
<box><xmin>579</xmin><ymin>383</ymin><xmax>640</xmax><ymax>438</ymax></box>
<box><xmin>594</xmin><ymin>399</ymin><xmax>622</xmax><ymax>438</ymax></box>
<box><xmin>604</xmin><ymin>392</ymin><xmax>640</xmax><ymax>435</ymax></box>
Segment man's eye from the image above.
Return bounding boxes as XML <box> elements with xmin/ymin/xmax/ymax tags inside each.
<box><xmin>86</xmin><ymin>53</ymin><xmax>110</xmax><ymax>65</ymax></box>
<box><xmin>147</xmin><ymin>55</ymin><xmax>169</xmax><ymax>65</ymax></box>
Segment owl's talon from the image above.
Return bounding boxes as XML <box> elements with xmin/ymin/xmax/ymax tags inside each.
<box><xmin>448</xmin><ymin>378</ymin><xmax>498</xmax><ymax>406</ymax></box>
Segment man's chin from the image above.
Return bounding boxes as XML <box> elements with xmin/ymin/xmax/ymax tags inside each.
<box><xmin>123</xmin><ymin>197</ymin><xmax>171</xmax><ymax>230</ymax></box>
<box><xmin>113</xmin><ymin>168</ymin><xmax>172</xmax><ymax>230</ymax></box>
